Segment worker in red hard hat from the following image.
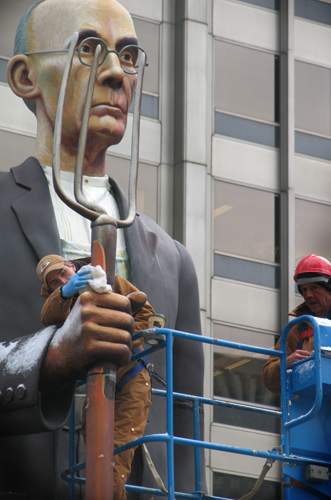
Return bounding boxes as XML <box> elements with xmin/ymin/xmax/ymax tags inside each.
<box><xmin>263</xmin><ymin>254</ymin><xmax>331</xmax><ymax>394</ymax></box>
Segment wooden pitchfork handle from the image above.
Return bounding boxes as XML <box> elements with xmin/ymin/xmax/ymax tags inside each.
<box><xmin>52</xmin><ymin>32</ymin><xmax>146</xmax><ymax>499</ymax></box>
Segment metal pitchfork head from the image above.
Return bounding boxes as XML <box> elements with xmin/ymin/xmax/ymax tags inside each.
<box><xmin>52</xmin><ymin>31</ymin><xmax>146</xmax><ymax>284</ymax></box>
<box><xmin>51</xmin><ymin>32</ymin><xmax>147</xmax><ymax>499</ymax></box>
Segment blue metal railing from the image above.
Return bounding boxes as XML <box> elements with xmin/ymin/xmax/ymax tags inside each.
<box><xmin>280</xmin><ymin>316</ymin><xmax>323</xmax><ymax>431</ymax></box>
<box><xmin>62</xmin><ymin>318</ymin><xmax>331</xmax><ymax>499</ymax></box>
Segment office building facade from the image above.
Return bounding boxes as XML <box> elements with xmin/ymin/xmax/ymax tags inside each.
<box><xmin>1</xmin><ymin>0</ymin><xmax>331</xmax><ymax>497</ymax></box>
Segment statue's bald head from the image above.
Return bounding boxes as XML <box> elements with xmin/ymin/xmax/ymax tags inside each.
<box><xmin>15</xmin><ymin>0</ymin><xmax>134</xmax><ymax>54</ymax></box>
<box><xmin>14</xmin><ymin>1</ymin><xmax>45</xmax><ymax>56</ymax></box>
<box><xmin>12</xmin><ymin>0</ymin><xmax>136</xmax><ymax>115</ymax></box>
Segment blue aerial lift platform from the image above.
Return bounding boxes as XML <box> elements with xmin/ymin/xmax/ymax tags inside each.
<box><xmin>63</xmin><ymin>315</ymin><xmax>331</xmax><ymax>500</ymax></box>
<box><xmin>281</xmin><ymin>315</ymin><xmax>331</xmax><ymax>499</ymax></box>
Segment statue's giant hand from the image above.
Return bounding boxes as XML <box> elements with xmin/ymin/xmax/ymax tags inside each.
<box><xmin>41</xmin><ymin>290</ymin><xmax>146</xmax><ymax>389</ymax></box>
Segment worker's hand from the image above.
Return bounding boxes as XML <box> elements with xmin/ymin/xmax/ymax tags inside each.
<box><xmin>41</xmin><ymin>291</ymin><xmax>140</xmax><ymax>388</ymax></box>
<box><xmin>62</xmin><ymin>269</ymin><xmax>92</xmax><ymax>298</ymax></box>
<box><xmin>286</xmin><ymin>349</ymin><xmax>311</xmax><ymax>368</ymax></box>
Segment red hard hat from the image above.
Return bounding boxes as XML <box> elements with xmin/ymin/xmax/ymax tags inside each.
<box><xmin>294</xmin><ymin>254</ymin><xmax>331</xmax><ymax>285</ymax></box>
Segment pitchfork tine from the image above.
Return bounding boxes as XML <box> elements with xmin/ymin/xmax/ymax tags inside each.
<box><xmin>53</xmin><ymin>32</ymin><xmax>98</xmax><ymax>221</ymax></box>
<box><xmin>73</xmin><ymin>44</ymin><xmax>108</xmax><ymax>217</ymax></box>
<box><xmin>122</xmin><ymin>47</ymin><xmax>146</xmax><ymax>228</ymax></box>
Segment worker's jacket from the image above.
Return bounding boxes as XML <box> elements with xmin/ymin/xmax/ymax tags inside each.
<box><xmin>262</xmin><ymin>302</ymin><xmax>315</xmax><ymax>394</ymax></box>
<box><xmin>40</xmin><ymin>273</ymin><xmax>154</xmax><ymax>383</ymax></box>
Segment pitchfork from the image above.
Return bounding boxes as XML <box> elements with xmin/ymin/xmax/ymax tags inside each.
<box><xmin>52</xmin><ymin>32</ymin><xmax>146</xmax><ymax>499</ymax></box>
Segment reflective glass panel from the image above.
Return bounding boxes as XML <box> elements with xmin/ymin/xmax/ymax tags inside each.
<box><xmin>106</xmin><ymin>155</ymin><xmax>158</xmax><ymax>222</ymax></box>
<box><xmin>214</xmin><ymin>254</ymin><xmax>280</xmax><ymax>289</ymax></box>
<box><xmin>0</xmin><ymin>57</ymin><xmax>8</xmax><ymax>83</ymax></box>
<box><xmin>295</xmin><ymin>0</ymin><xmax>331</xmax><ymax>25</ymax></box>
<box><xmin>215</xmin><ymin>112</ymin><xmax>279</xmax><ymax>148</ymax></box>
<box><xmin>240</xmin><ymin>0</ymin><xmax>279</xmax><ymax>9</ymax></box>
<box><xmin>0</xmin><ymin>129</ymin><xmax>35</xmax><ymax>171</ymax></box>
<box><xmin>213</xmin><ymin>351</ymin><xmax>279</xmax><ymax>406</ymax></box>
<box><xmin>130</xmin><ymin>94</ymin><xmax>159</xmax><ymax>120</ymax></box>
<box><xmin>133</xmin><ymin>18</ymin><xmax>159</xmax><ymax>95</ymax></box>
<box><xmin>214</xmin><ymin>41</ymin><xmax>278</xmax><ymax>123</ymax></box>
<box><xmin>214</xmin><ymin>181</ymin><xmax>278</xmax><ymax>263</ymax></box>
<box><xmin>213</xmin><ymin>324</ymin><xmax>279</xmax><ymax>406</ymax></box>
<box><xmin>295</xmin><ymin>131</ymin><xmax>331</xmax><ymax>162</ymax></box>
<box><xmin>295</xmin><ymin>61</ymin><xmax>331</xmax><ymax>137</ymax></box>
<box><xmin>0</xmin><ymin>0</ymin><xmax>37</xmax><ymax>58</ymax></box>
<box><xmin>213</xmin><ymin>324</ymin><xmax>280</xmax><ymax>432</ymax></box>
<box><xmin>295</xmin><ymin>199</ymin><xmax>331</xmax><ymax>266</ymax></box>
<box><xmin>213</xmin><ymin>404</ymin><xmax>281</xmax><ymax>433</ymax></box>
<box><xmin>214</xmin><ymin>472</ymin><xmax>281</xmax><ymax>499</ymax></box>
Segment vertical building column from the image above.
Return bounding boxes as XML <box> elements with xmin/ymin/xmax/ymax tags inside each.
<box><xmin>159</xmin><ymin>0</ymin><xmax>176</xmax><ymax>237</ymax></box>
<box><xmin>174</xmin><ymin>0</ymin><xmax>208</xmax><ymax>307</ymax></box>
<box><xmin>280</xmin><ymin>0</ymin><xmax>295</xmax><ymax>328</ymax></box>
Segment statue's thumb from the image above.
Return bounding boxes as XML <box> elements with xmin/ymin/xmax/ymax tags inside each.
<box><xmin>127</xmin><ymin>291</ymin><xmax>147</xmax><ymax>315</ymax></box>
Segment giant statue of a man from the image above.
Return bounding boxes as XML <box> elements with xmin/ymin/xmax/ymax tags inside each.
<box><xmin>0</xmin><ymin>1</ymin><xmax>206</xmax><ymax>498</ymax></box>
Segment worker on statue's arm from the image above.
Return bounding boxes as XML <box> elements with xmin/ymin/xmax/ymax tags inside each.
<box><xmin>36</xmin><ymin>254</ymin><xmax>154</xmax><ymax>500</ymax></box>
<box><xmin>263</xmin><ymin>254</ymin><xmax>331</xmax><ymax>394</ymax></box>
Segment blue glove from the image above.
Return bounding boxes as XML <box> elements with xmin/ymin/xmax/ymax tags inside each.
<box><xmin>62</xmin><ymin>269</ymin><xmax>92</xmax><ymax>298</ymax></box>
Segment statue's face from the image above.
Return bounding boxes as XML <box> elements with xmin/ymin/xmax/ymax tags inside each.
<box><xmin>34</xmin><ymin>0</ymin><xmax>137</xmax><ymax>152</ymax></box>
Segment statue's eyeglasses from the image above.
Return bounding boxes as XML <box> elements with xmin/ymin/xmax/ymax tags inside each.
<box><xmin>24</xmin><ymin>37</ymin><xmax>148</xmax><ymax>75</ymax></box>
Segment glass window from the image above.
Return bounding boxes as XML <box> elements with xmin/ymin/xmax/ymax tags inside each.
<box><xmin>213</xmin><ymin>472</ymin><xmax>282</xmax><ymax>499</ymax></box>
<box><xmin>213</xmin><ymin>324</ymin><xmax>280</xmax><ymax>433</ymax></box>
<box><xmin>140</xmin><ymin>94</ymin><xmax>159</xmax><ymax>120</ymax></box>
<box><xmin>295</xmin><ymin>199</ymin><xmax>331</xmax><ymax>266</ymax></box>
<box><xmin>295</xmin><ymin>131</ymin><xmax>331</xmax><ymax>162</ymax></box>
<box><xmin>213</xmin><ymin>404</ymin><xmax>281</xmax><ymax>434</ymax></box>
<box><xmin>0</xmin><ymin>0</ymin><xmax>37</xmax><ymax>58</ymax></box>
<box><xmin>240</xmin><ymin>0</ymin><xmax>279</xmax><ymax>9</ymax></box>
<box><xmin>106</xmin><ymin>155</ymin><xmax>158</xmax><ymax>222</ymax></box>
<box><xmin>214</xmin><ymin>181</ymin><xmax>278</xmax><ymax>263</ymax></box>
<box><xmin>130</xmin><ymin>94</ymin><xmax>159</xmax><ymax>120</ymax></box>
<box><xmin>0</xmin><ymin>129</ymin><xmax>36</xmax><ymax>172</ymax></box>
<box><xmin>0</xmin><ymin>57</ymin><xmax>8</xmax><ymax>83</ymax></box>
<box><xmin>213</xmin><ymin>349</ymin><xmax>278</xmax><ymax>406</ymax></box>
<box><xmin>214</xmin><ymin>41</ymin><xmax>278</xmax><ymax>124</ymax></box>
<box><xmin>295</xmin><ymin>61</ymin><xmax>331</xmax><ymax>138</ymax></box>
<box><xmin>133</xmin><ymin>18</ymin><xmax>159</xmax><ymax>95</ymax></box>
<box><xmin>214</xmin><ymin>254</ymin><xmax>280</xmax><ymax>289</ymax></box>
<box><xmin>295</xmin><ymin>0</ymin><xmax>331</xmax><ymax>26</ymax></box>
<box><xmin>215</xmin><ymin>112</ymin><xmax>279</xmax><ymax>148</ymax></box>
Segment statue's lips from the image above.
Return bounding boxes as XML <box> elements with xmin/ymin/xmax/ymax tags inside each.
<box><xmin>91</xmin><ymin>104</ymin><xmax>123</xmax><ymax>118</ymax></box>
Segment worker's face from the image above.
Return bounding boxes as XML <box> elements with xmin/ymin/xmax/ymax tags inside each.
<box><xmin>34</xmin><ymin>0</ymin><xmax>137</xmax><ymax>152</ymax></box>
<box><xmin>301</xmin><ymin>283</ymin><xmax>331</xmax><ymax>317</ymax></box>
<box><xmin>46</xmin><ymin>263</ymin><xmax>76</xmax><ymax>291</ymax></box>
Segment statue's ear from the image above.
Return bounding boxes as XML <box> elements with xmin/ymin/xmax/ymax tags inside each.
<box><xmin>7</xmin><ymin>55</ymin><xmax>41</xmax><ymax>100</ymax></box>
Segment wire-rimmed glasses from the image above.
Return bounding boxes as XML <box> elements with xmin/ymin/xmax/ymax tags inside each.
<box><xmin>24</xmin><ymin>37</ymin><xmax>148</xmax><ymax>75</ymax></box>
<box><xmin>78</xmin><ymin>38</ymin><xmax>147</xmax><ymax>74</ymax></box>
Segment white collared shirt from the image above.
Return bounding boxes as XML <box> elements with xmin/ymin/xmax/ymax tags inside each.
<box><xmin>42</xmin><ymin>165</ymin><xmax>129</xmax><ymax>280</ymax></box>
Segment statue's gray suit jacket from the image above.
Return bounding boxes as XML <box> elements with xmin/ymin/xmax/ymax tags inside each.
<box><xmin>0</xmin><ymin>157</ymin><xmax>206</xmax><ymax>499</ymax></box>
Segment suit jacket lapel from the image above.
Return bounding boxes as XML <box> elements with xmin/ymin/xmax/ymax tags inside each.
<box><xmin>9</xmin><ymin>161</ymin><xmax>156</xmax><ymax>277</ymax></box>
<box><xmin>109</xmin><ymin>177</ymin><xmax>158</xmax><ymax>287</ymax></box>
<box><xmin>11</xmin><ymin>157</ymin><xmax>61</xmax><ymax>260</ymax></box>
